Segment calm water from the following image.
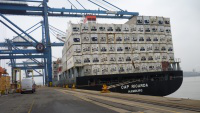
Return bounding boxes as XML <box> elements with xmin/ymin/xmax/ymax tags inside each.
<box><xmin>167</xmin><ymin>76</ymin><xmax>200</xmax><ymax>100</ymax></box>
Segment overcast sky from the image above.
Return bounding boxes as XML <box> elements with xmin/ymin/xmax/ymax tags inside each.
<box><xmin>0</xmin><ymin>0</ymin><xmax>200</xmax><ymax>84</ymax></box>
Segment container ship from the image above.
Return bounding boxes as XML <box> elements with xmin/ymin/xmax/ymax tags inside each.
<box><xmin>54</xmin><ymin>15</ymin><xmax>183</xmax><ymax>96</ymax></box>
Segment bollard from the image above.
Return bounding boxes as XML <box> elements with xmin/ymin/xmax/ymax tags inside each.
<box><xmin>72</xmin><ymin>84</ymin><xmax>76</xmax><ymax>90</ymax></box>
<box><xmin>101</xmin><ymin>84</ymin><xmax>110</xmax><ymax>93</ymax></box>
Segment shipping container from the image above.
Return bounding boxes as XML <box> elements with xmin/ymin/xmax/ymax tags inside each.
<box><xmin>81</xmin><ymin>34</ymin><xmax>90</xmax><ymax>43</ymax></box>
<box><xmin>118</xmin><ymin>64</ymin><xmax>126</xmax><ymax>73</ymax></box>
<box><xmin>90</xmin><ymin>34</ymin><xmax>98</xmax><ymax>43</ymax></box>
<box><xmin>108</xmin><ymin>54</ymin><xmax>116</xmax><ymax>64</ymax></box>
<box><xmin>143</xmin><ymin>16</ymin><xmax>150</xmax><ymax>25</ymax></box>
<box><xmin>107</xmin><ymin>34</ymin><xmax>115</xmax><ymax>43</ymax></box>
<box><xmin>117</xmin><ymin>54</ymin><xmax>125</xmax><ymax>63</ymax></box>
<box><xmin>150</xmin><ymin>16</ymin><xmax>157</xmax><ymax>25</ymax></box>
<box><xmin>114</xmin><ymin>24</ymin><xmax>122</xmax><ymax>32</ymax></box>
<box><xmin>151</xmin><ymin>26</ymin><xmax>158</xmax><ymax>34</ymax></box>
<box><xmin>155</xmin><ymin>63</ymin><xmax>162</xmax><ymax>71</ymax></box>
<box><xmin>83</xmin><ymin>65</ymin><xmax>92</xmax><ymax>76</ymax></box>
<box><xmin>109</xmin><ymin>64</ymin><xmax>118</xmax><ymax>74</ymax></box>
<box><xmin>168</xmin><ymin>53</ymin><xmax>174</xmax><ymax>62</ymax></box>
<box><xmin>67</xmin><ymin>34</ymin><xmax>81</xmax><ymax>48</ymax></box>
<box><xmin>106</xmin><ymin>24</ymin><xmax>115</xmax><ymax>33</ymax></box>
<box><xmin>138</xmin><ymin>34</ymin><xmax>145</xmax><ymax>43</ymax></box>
<box><xmin>160</xmin><ymin>44</ymin><xmax>167</xmax><ymax>52</ymax></box>
<box><xmin>81</xmin><ymin>23</ymin><xmax>89</xmax><ymax>33</ymax></box>
<box><xmin>123</xmin><ymin>34</ymin><xmax>131</xmax><ymax>43</ymax></box>
<box><xmin>132</xmin><ymin>54</ymin><xmax>140</xmax><ymax>63</ymax></box>
<box><xmin>164</xmin><ymin>17</ymin><xmax>170</xmax><ymax>26</ymax></box>
<box><xmin>130</xmin><ymin>24</ymin><xmax>137</xmax><ymax>33</ymax></box>
<box><xmin>154</xmin><ymin>53</ymin><xmax>161</xmax><ymax>62</ymax></box>
<box><xmin>161</xmin><ymin>53</ymin><xmax>168</xmax><ymax>62</ymax></box>
<box><xmin>108</xmin><ymin>44</ymin><xmax>116</xmax><ymax>53</ymax></box>
<box><xmin>157</xmin><ymin>26</ymin><xmax>165</xmax><ymax>34</ymax></box>
<box><xmin>92</xmin><ymin>54</ymin><xmax>100</xmax><ymax>64</ymax></box>
<box><xmin>100</xmin><ymin>44</ymin><xmax>108</xmax><ymax>53</ymax></box>
<box><xmin>92</xmin><ymin>65</ymin><xmax>102</xmax><ymax>75</ymax></box>
<box><xmin>133</xmin><ymin>63</ymin><xmax>140</xmax><ymax>72</ymax></box>
<box><xmin>137</xmin><ymin>16</ymin><xmax>143</xmax><ymax>25</ymax></box>
<box><xmin>89</xmin><ymin>23</ymin><xmax>98</xmax><ymax>33</ymax></box>
<box><xmin>130</xmin><ymin>34</ymin><xmax>138</xmax><ymax>43</ymax></box>
<box><xmin>140</xmin><ymin>53</ymin><xmax>147</xmax><ymax>62</ymax></box>
<box><xmin>166</xmin><ymin>36</ymin><xmax>172</xmax><ymax>44</ymax></box>
<box><xmin>141</xmin><ymin>63</ymin><xmax>148</xmax><ymax>72</ymax></box>
<box><xmin>145</xmin><ymin>35</ymin><xmax>152</xmax><ymax>43</ymax></box>
<box><xmin>147</xmin><ymin>53</ymin><xmax>154</xmax><ymax>62</ymax></box>
<box><xmin>132</xmin><ymin>44</ymin><xmax>139</xmax><ymax>53</ymax></box>
<box><xmin>159</xmin><ymin>35</ymin><xmax>166</xmax><ymax>43</ymax></box>
<box><xmin>167</xmin><ymin>44</ymin><xmax>174</xmax><ymax>53</ymax></box>
<box><xmin>115</xmin><ymin>34</ymin><xmax>123</xmax><ymax>43</ymax></box>
<box><xmin>99</xmin><ymin>34</ymin><xmax>107</xmax><ymax>43</ymax></box>
<box><xmin>83</xmin><ymin>55</ymin><xmax>91</xmax><ymax>65</ymax></box>
<box><xmin>148</xmin><ymin>63</ymin><xmax>155</xmax><ymax>72</ymax></box>
<box><xmin>116</xmin><ymin>44</ymin><xmax>124</xmax><ymax>53</ymax></box>
<box><xmin>67</xmin><ymin>56</ymin><xmax>82</xmax><ymax>69</ymax></box>
<box><xmin>122</xmin><ymin>24</ymin><xmax>130</xmax><ymax>32</ymax></box>
<box><xmin>102</xmin><ymin>65</ymin><xmax>109</xmax><ymax>75</ymax></box>
<box><xmin>91</xmin><ymin>44</ymin><xmax>99</xmax><ymax>54</ymax></box>
<box><xmin>100</xmin><ymin>54</ymin><xmax>108</xmax><ymax>64</ymax></box>
<box><xmin>137</xmin><ymin>25</ymin><xmax>144</xmax><ymax>33</ymax></box>
<box><xmin>152</xmin><ymin>35</ymin><xmax>159</xmax><ymax>43</ymax></box>
<box><xmin>165</xmin><ymin>27</ymin><xmax>171</xmax><ymax>36</ymax></box>
<box><xmin>67</xmin><ymin>23</ymin><xmax>81</xmax><ymax>35</ymax></box>
<box><xmin>82</xmin><ymin>44</ymin><xmax>91</xmax><ymax>54</ymax></box>
<box><xmin>125</xmin><ymin>64</ymin><xmax>133</xmax><ymax>73</ymax></box>
<box><xmin>157</xmin><ymin>17</ymin><xmax>164</xmax><ymax>25</ymax></box>
<box><xmin>153</xmin><ymin>44</ymin><xmax>160</xmax><ymax>52</ymax></box>
<box><xmin>139</xmin><ymin>44</ymin><xmax>146</xmax><ymax>52</ymax></box>
<box><xmin>98</xmin><ymin>24</ymin><xmax>106</xmax><ymax>33</ymax></box>
<box><xmin>124</xmin><ymin>44</ymin><xmax>132</xmax><ymax>53</ymax></box>
<box><xmin>125</xmin><ymin>54</ymin><xmax>132</xmax><ymax>63</ymax></box>
<box><xmin>144</xmin><ymin>25</ymin><xmax>151</xmax><ymax>33</ymax></box>
<box><xmin>146</xmin><ymin>44</ymin><xmax>153</xmax><ymax>52</ymax></box>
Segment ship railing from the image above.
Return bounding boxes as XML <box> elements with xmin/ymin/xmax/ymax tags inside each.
<box><xmin>162</xmin><ymin>58</ymin><xmax>182</xmax><ymax>71</ymax></box>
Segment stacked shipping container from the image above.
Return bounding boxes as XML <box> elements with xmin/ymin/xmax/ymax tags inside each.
<box><xmin>62</xmin><ymin>16</ymin><xmax>174</xmax><ymax>76</ymax></box>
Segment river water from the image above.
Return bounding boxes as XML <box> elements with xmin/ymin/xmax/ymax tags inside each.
<box><xmin>167</xmin><ymin>76</ymin><xmax>200</xmax><ymax>100</ymax></box>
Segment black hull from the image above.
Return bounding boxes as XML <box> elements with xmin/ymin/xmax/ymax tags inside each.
<box><xmin>75</xmin><ymin>71</ymin><xmax>183</xmax><ymax>96</ymax></box>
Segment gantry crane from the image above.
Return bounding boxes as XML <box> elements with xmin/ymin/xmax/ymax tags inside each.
<box><xmin>0</xmin><ymin>0</ymin><xmax>139</xmax><ymax>86</ymax></box>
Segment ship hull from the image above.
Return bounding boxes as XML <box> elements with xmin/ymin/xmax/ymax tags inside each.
<box><xmin>75</xmin><ymin>71</ymin><xmax>183</xmax><ymax>96</ymax></box>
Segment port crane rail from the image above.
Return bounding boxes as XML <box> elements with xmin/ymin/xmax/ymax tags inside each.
<box><xmin>0</xmin><ymin>0</ymin><xmax>139</xmax><ymax>86</ymax></box>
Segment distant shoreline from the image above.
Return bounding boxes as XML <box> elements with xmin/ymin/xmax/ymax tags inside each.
<box><xmin>183</xmin><ymin>72</ymin><xmax>200</xmax><ymax>77</ymax></box>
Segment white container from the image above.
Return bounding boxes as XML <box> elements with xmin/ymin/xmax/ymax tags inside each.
<box><xmin>92</xmin><ymin>65</ymin><xmax>102</xmax><ymax>75</ymax></box>
<box><xmin>153</xmin><ymin>44</ymin><xmax>160</xmax><ymax>52</ymax></box>
<box><xmin>68</xmin><ymin>34</ymin><xmax>81</xmax><ymax>47</ymax></box>
<box><xmin>155</xmin><ymin>63</ymin><xmax>162</xmax><ymax>71</ymax></box>
<box><xmin>122</xmin><ymin>24</ymin><xmax>130</xmax><ymax>32</ymax></box>
<box><xmin>91</xmin><ymin>44</ymin><xmax>99</xmax><ymax>54</ymax></box>
<box><xmin>67</xmin><ymin>56</ymin><xmax>82</xmax><ymax>69</ymax></box>
<box><xmin>89</xmin><ymin>23</ymin><xmax>98</xmax><ymax>33</ymax></box>
<box><xmin>117</xmin><ymin>54</ymin><xmax>125</xmax><ymax>63</ymax></box>
<box><xmin>108</xmin><ymin>44</ymin><xmax>116</xmax><ymax>53</ymax></box>
<box><xmin>83</xmin><ymin>65</ymin><xmax>92</xmax><ymax>76</ymax></box>
<box><xmin>92</xmin><ymin>54</ymin><xmax>100</xmax><ymax>64</ymax></box>
<box><xmin>118</xmin><ymin>64</ymin><xmax>126</xmax><ymax>73</ymax></box>
<box><xmin>148</xmin><ymin>63</ymin><xmax>155</xmax><ymax>72</ymax></box>
<box><xmin>145</xmin><ymin>35</ymin><xmax>152</xmax><ymax>43</ymax></box>
<box><xmin>114</xmin><ymin>24</ymin><xmax>122</xmax><ymax>32</ymax></box>
<box><xmin>101</xmin><ymin>65</ymin><xmax>109</xmax><ymax>75</ymax></box>
<box><xmin>71</xmin><ymin>45</ymin><xmax>82</xmax><ymax>55</ymax></box>
<box><xmin>141</xmin><ymin>63</ymin><xmax>148</xmax><ymax>72</ymax></box>
<box><xmin>152</xmin><ymin>35</ymin><xmax>159</xmax><ymax>43</ymax></box>
<box><xmin>68</xmin><ymin>23</ymin><xmax>80</xmax><ymax>35</ymax></box>
<box><xmin>133</xmin><ymin>63</ymin><xmax>140</xmax><ymax>72</ymax></box>
<box><xmin>116</xmin><ymin>44</ymin><xmax>124</xmax><ymax>53</ymax></box>
<box><xmin>137</xmin><ymin>16</ymin><xmax>143</xmax><ymax>25</ymax></box>
<box><xmin>150</xmin><ymin>16</ymin><xmax>157</xmax><ymax>25</ymax></box>
<box><xmin>144</xmin><ymin>25</ymin><xmax>151</xmax><ymax>33</ymax></box>
<box><xmin>125</xmin><ymin>54</ymin><xmax>132</xmax><ymax>63</ymax></box>
<box><xmin>157</xmin><ymin>17</ymin><xmax>164</xmax><ymax>25</ymax></box>
<box><xmin>147</xmin><ymin>53</ymin><xmax>154</xmax><ymax>62</ymax></box>
<box><xmin>160</xmin><ymin>44</ymin><xmax>167</xmax><ymax>52</ymax></box>
<box><xmin>132</xmin><ymin>44</ymin><xmax>139</xmax><ymax>53</ymax></box>
<box><xmin>82</xmin><ymin>44</ymin><xmax>91</xmax><ymax>54</ymax></box>
<box><xmin>130</xmin><ymin>24</ymin><xmax>137</xmax><ymax>33</ymax></box>
<box><xmin>83</xmin><ymin>55</ymin><xmax>91</xmax><ymax>65</ymax></box>
<box><xmin>100</xmin><ymin>44</ymin><xmax>108</xmax><ymax>53</ymax></box>
<box><xmin>140</xmin><ymin>53</ymin><xmax>147</xmax><ymax>62</ymax></box>
<box><xmin>167</xmin><ymin>44</ymin><xmax>174</xmax><ymax>53</ymax></box>
<box><xmin>165</xmin><ymin>27</ymin><xmax>171</xmax><ymax>36</ymax></box>
<box><xmin>115</xmin><ymin>34</ymin><xmax>123</xmax><ymax>43</ymax></box>
<box><xmin>164</xmin><ymin>17</ymin><xmax>170</xmax><ymax>26</ymax></box>
<box><xmin>168</xmin><ymin>53</ymin><xmax>174</xmax><ymax>62</ymax></box>
<box><xmin>62</xmin><ymin>61</ymin><xmax>67</xmax><ymax>72</ymax></box>
<box><xmin>124</xmin><ymin>44</ymin><xmax>132</xmax><ymax>53</ymax></box>
<box><xmin>143</xmin><ymin>16</ymin><xmax>150</xmax><ymax>25</ymax></box>
<box><xmin>166</xmin><ymin>36</ymin><xmax>172</xmax><ymax>44</ymax></box>
<box><xmin>106</xmin><ymin>24</ymin><xmax>115</xmax><ymax>33</ymax></box>
<box><xmin>154</xmin><ymin>53</ymin><xmax>161</xmax><ymax>62</ymax></box>
<box><xmin>90</xmin><ymin>34</ymin><xmax>98</xmax><ymax>43</ymax></box>
<box><xmin>98</xmin><ymin>24</ymin><xmax>106</xmax><ymax>33</ymax></box>
<box><xmin>100</xmin><ymin>54</ymin><xmax>108</xmax><ymax>64</ymax></box>
<box><xmin>81</xmin><ymin>34</ymin><xmax>90</xmax><ymax>43</ymax></box>
<box><xmin>123</xmin><ymin>34</ymin><xmax>131</xmax><ymax>43</ymax></box>
<box><xmin>157</xmin><ymin>26</ymin><xmax>165</xmax><ymax>34</ymax></box>
<box><xmin>108</xmin><ymin>54</ymin><xmax>116</xmax><ymax>64</ymax></box>
<box><xmin>138</xmin><ymin>34</ymin><xmax>145</xmax><ymax>43</ymax></box>
<box><xmin>146</xmin><ymin>44</ymin><xmax>153</xmax><ymax>52</ymax></box>
<box><xmin>125</xmin><ymin>64</ymin><xmax>133</xmax><ymax>73</ymax></box>
<box><xmin>132</xmin><ymin>54</ymin><xmax>140</xmax><ymax>63</ymax></box>
<box><xmin>161</xmin><ymin>53</ymin><xmax>168</xmax><ymax>62</ymax></box>
<box><xmin>137</xmin><ymin>25</ymin><xmax>144</xmax><ymax>33</ymax></box>
<box><xmin>109</xmin><ymin>64</ymin><xmax>118</xmax><ymax>74</ymax></box>
<box><xmin>139</xmin><ymin>44</ymin><xmax>146</xmax><ymax>52</ymax></box>
<box><xmin>130</xmin><ymin>34</ymin><xmax>138</xmax><ymax>43</ymax></box>
<box><xmin>107</xmin><ymin>34</ymin><xmax>115</xmax><ymax>43</ymax></box>
<box><xmin>81</xmin><ymin>23</ymin><xmax>89</xmax><ymax>33</ymax></box>
<box><xmin>151</xmin><ymin>26</ymin><xmax>158</xmax><ymax>34</ymax></box>
<box><xmin>99</xmin><ymin>34</ymin><xmax>107</xmax><ymax>43</ymax></box>
<box><xmin>159</xmin><ymin>35</ymin><xmax>166</xmax><ymax>43</ymax></box>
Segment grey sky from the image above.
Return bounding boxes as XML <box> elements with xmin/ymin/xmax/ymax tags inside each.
<box><xmin>0</xmin><ymin>0</ymin><xmax>200</xmax><ymax>84</ymax></box>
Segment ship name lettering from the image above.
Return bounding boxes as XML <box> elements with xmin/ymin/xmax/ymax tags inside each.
<box><xmin>128</xmin><ymin>89</ymin><xmax>143</xmax><ymax>93</ymax></box>
<box><xmin>131</xmin><ymin>83</ymin><xmax>148</xmax><ymax>88</ymax></box>
<box><xmin>121</xmin><ymin>85</ymin><xmax>129</xmax><ymax>89</ymax></box>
